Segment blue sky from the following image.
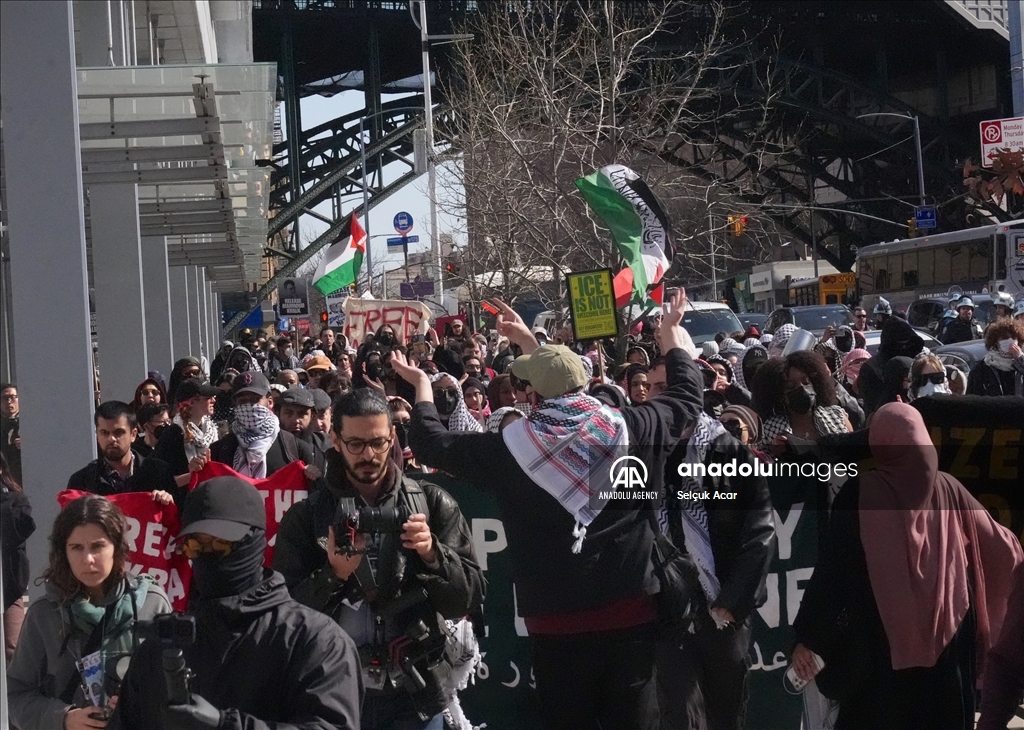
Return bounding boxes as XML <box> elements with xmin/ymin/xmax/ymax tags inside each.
<box><xmin>295</xmin><ymin>90</ymin><xmax>465</xmax><ymax>279</ymax></box>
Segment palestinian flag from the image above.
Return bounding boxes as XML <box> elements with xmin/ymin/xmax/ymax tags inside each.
<box><xmin>575</xmin><ymin>165</ymin><xmax>674</xmax><ymax>307</ymax></box>
<box><xmin>313</xmin><ymin>214</ymin><xmax>366</xmax><ymax>295</ymax></box>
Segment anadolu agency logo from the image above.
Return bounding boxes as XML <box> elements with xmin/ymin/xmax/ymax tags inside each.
<box><xmin>600</xmin><ymin>456</ymin><xmax>659</xmax><ymax>501</ymax></box>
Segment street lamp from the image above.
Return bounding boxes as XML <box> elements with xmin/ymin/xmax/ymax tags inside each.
<box><xmin>855</xmin><ymin>112</ymin><xmax>926</xmax><ymax>207</ymax></box>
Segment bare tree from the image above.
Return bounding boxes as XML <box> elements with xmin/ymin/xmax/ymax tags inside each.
<box><xmin>439</xmin><ymin>0</ymin><xmax>789</xmax><ymax>308</ymax></box>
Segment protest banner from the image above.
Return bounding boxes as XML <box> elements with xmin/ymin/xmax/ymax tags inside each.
<box><xmin>188</xmin><ymin>460</ymin><xmax>310</xmax><ymax>566</ymax></box>
<box><xmin>566</xmin><ymin>269</ymin><xmax>618</xmax><ymax>341</ymax></box>
<box><xmin>56</xmin><ymin>491</ymin><xmax>191</xmax><ymax>611</ymax></box>
<box><xmin>341</xmin><ymin>297</ymin><xmax>432</xmax><ymax>345</ymax></box>
<box><xmin>278</xmin><ymin>277</ymin><xmax>310</xmax><ymax>317</ymax></box>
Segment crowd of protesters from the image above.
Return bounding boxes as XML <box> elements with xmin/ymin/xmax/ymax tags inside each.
<box><xmin>2</xmin><ymin>288</ymin><xmax>1023</xmax><ymax>730</ymax></box>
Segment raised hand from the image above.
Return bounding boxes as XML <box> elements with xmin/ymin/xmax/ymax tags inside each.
<box><xmin>491</xmin><ymin>299</ymin><xmax>539</xmax><ymax>354</ymax></box>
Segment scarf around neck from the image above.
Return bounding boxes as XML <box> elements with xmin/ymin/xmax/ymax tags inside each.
<box><xmin>68</xmin><ymin>576</ymin><xmax>149</xmax><ymax>638</ymax></box>
<box><xmin>174</xmin><ymin>413</ymin><xmax>218</xmax><ymax>459</ymax></box>
<box><xmin>231</xmin><ymin>404</ymin><xmax>280</xmax><ymax>478</ymax></box>
<box><xmin>662</xmin><ymin>412</ymin><xmax>725</xmax><ymax>602</ymax></box>
<box><xmin>502</xmin><ymin>392</ymin><xmax>628</xmax><ymax>553</ymax></box>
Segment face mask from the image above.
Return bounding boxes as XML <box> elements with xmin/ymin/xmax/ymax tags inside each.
<box><xmin>434</xmin><ymin>390</ymin><xmax>459</xmax><ymax>416</ymax></box>
<box><xmin>721</xmin><ymin>419</ymin><xmax>745</xmax><ymax>441</ymax></box>
<box><xmin>835</xmin><ymin>333</ymin><xmax>853</xmax><ymax>353</ymax></box>
<box><xmin>917</xmin><ymin>381</ymin><xmax>951</xmax><ymax>398</ymax></box>
<box><xmin>152</xmin><ymin>424</ymin><xmax>168</xmax><ymax>440</ymax></box>
<box><xmin>378</xmin><ymin>332</ymin><xmax>395</xmax><ymax>346</ymax></box>
<box><xmin>190</xmin><ymin>530</ymin><xmax>266</xmax><ymax>599</ymax></box>
<box><xmin>394</xmin><ymin>422</ymin><xmax>409</xmax><ymax>450</ymax></box>
<box><xmin>998</xmin><ymin>338</ymin><xmax>1015</xmax><ymax>353</ymax></box>
<box><xmin>786</xmin><ymin>384</ymin><xmax>816</xmax><ymax>415</ymax></box>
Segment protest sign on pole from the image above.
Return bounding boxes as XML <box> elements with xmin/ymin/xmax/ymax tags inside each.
<box><xmin>277</xmin><ymin>277</ymin><xmax>310</xmax><ymax>317</ymax></box>
<box><xmin>566</xmin><ymin>269</ymin><xmax>618</xmax><ymax>341</ymax></box>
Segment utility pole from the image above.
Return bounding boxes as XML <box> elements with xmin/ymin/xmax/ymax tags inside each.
<box><xmin>418</xmin><ymin>0</ymin><xmax>443</xmax><ymax>311</ymax></box>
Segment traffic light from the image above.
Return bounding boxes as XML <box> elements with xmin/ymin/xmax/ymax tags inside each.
<box><xmin>320</xmin><ymin>311</ymin><xmax>328</xmax><ymax>324</ymax></box>
<box><xmin>729</xmin><ymin>215</ymin><xmax>748</xmax><ymax>237</ymax></box>
<box><xmin>445</xmin><ymin>260</ymin><xmax>460</xmax><ymax>275</ymax></box>
<box><xmin>907</xmin><ymin>219</ymin><xmax>918</xmax><ymax>238</ymax></box>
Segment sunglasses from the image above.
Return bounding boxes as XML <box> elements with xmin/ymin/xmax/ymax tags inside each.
<box><xmin>854</xmin><ymin>314</ymin><xmax>867</xmax><ymax>319</ymax></box>
<box><xmin>913</xmin><ymin>371</ymin><xmax>946</xmax><ymax>387</ymax></box>
<box><xmin>176</xmin><ymin>534</ymin><xmax>235</xmax><ymax>560</ymax></box>
<box><xmin>433</xmin><ymin>388</ymin><xmax>459</xmax><ymax>398</ymax></box>
<box><xmin>509</xmin><ymin>374</ymin><xmax>531</xmax><ymax>392</ymax></box>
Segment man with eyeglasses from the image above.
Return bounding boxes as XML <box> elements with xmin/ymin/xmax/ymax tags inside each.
<box><xmin>1</xmin><ymin>383</ymin><xmax>21</xmax><ymax>484</ymax></box>
<box><xmin>110</xmin><ymin>475</ymin><xmax>362</xmax><ymax>730</ymax></box>
<box><xmin>272</xmin><ymin>388</ymin><xmax>483</xmax><ymax>730</ymax></box>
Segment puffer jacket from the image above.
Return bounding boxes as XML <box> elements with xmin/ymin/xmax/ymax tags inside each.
<box><xmin>110</xmin><ymin>570</ymin><xmax>362</xmax><ymax>730</ymax></box>
<box><xmin>7</xmin><ymin>576</ymin><xmax>171</xmax><ymax>730</ymax></box>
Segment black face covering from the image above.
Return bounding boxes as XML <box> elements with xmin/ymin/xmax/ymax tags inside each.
<box><xmin>377</xmin><ymin>332</ymin><xmax>395</xmax><ymax>347</ymax></box>
<box><xmin>433</xmin><ymin>391</ymin><xmax>459</xmax><ymax>416</ymax></box>
<box><xmin>786</xmin><ymin>384</ymin><xmax>816</xmax><ymax>415</ymax></box>
<box><xmin>721</xmin><ymin>419</ymin><xmax>745</xmax><ymax>441</ymax></box>
<box><xmin>190</xmin><ymin>529</ymin><xmax>266</xmax><ymax>600</ymax></box>
<box><xmin>394</xmin><ymin>422</ymin><xmax>409</xmax><ymax>450</ymax></box>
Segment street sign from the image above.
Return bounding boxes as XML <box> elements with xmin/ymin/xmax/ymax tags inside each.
<box><xmin>386</xmin><ymin>235</ymin><xmax>419</xmax><ymax>247</ymax></box>
<box><xmin>400</xmin><ymin>279</ymin><xmax>435</xmax><ymax>299</ymax></box>
<box><xmin>979</xmin><ymin>117</ymin><xmax>1024</xmax><ymax>168</ymax></box>
<box><xmin>566</xmin><ymin>269</ymin><xmax>618</xmax><ymax>340</ymax></box>
<box><xmin>393</xmin><ymin>212</ymin><xmax>414</xmax><ymax>234</ymax></box>
<box><xmin>914</xmin><ymin>205</ymin><xmax>937</xmax><ymax>230</ymax></box>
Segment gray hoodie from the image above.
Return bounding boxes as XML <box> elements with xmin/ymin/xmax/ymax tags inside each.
<box><xmin>7</xmin><ymin>575</ymin><xmax>171</xmax><ymax>730</ymax></box>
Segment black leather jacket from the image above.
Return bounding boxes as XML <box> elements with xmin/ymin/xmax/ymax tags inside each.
<box><xmin>272</xmin><ymin>455</ymin><xmax>484</xmax><ymax>627</ymax></box>
<box><xmin>664</xmin><ymin>432</ymin><xmax>776</xmax><ymax>622</ymax></box>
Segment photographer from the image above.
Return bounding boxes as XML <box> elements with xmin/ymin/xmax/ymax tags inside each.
<box><xmin>272</xmin><ymin>388</ymin><xmax>484</xmax><ymax>730</ymax></box>
<box><xmin>110</xmin><ymin>476</ymin><xmax>362</xmax><ymax>730</ymax></box>
<box><xmin>399</xmin><ymin>291</ymin><xmax>704</xmax><ymax>730</ymax></box>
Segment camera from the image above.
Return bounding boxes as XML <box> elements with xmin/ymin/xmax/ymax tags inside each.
<box><xmin>332</xmin><ymin>497</ymin><xmax>412</xmax><ymax>556</ymax></box>
<box><xmin>137</xmin><ymin>614</ymin><xmax>196</xmax><ymax>705</ymax></box>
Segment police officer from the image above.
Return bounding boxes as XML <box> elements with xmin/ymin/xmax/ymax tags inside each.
<box><xmin>872</xmin><ymin>297</ymin><xmax>892</xmax><ymax>330</ymax></box>
<box><xmin>110</xmin><ymin>476</ymin><xmax>362</xmax><ymax>729</ymax></box>
<box><xmin>992</xmin><ymin>291</ymin><xmax>1015</xmax><ymax>321</ymax></box>
<box><xmin>272</xmin><ymin>388</ymin><xmax>484</xmax><ymax>730</ymax></box>
<box><xmin>939</xmin><ymin>297</ymin><xmax>979</xmax><ymax>345</ymax></box>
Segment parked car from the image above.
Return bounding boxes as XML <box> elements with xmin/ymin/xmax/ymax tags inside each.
<box><xmin>933</xmin><ymin>340</ymin><xmax>989</xmax><ymax>375</ymax></box>
<box><xmin>860</xmin><ymin>328</ymin><xmax>942</xmax><ymax>356</ymax></box>
<box><xmin>764</xmin><ymin>305</ymin><xmax>854</xmax><ymax>336</ymax></box>
<box><xmin>738</xmin><ymin>312</ymin><xmax>768</xmax><ymax>333</ymax></box>
<box><xmin>678</xmin><ymin>301</ymin><xmax>744</xmax><ymax>345</ymax></box>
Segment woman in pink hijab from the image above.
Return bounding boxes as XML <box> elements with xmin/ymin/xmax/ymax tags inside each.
<box><xmin>790</xmin><ymin>402</ymin><xmax>1021</xmax><ymax>729</ymax></box>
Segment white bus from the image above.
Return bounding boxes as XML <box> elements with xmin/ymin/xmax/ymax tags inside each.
<box><xmin>856</xmin><ymin>220</ymin><xmax>1024</xmax><ymax>316</ymax></box>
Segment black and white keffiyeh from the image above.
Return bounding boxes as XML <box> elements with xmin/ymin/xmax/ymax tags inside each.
<box><xmin>758</xmin><ymin>404</ymin><xmax>848</xmax><ymax>450</ymax></box>
<box><xmin>173</xmin><ymin>414</ymin><xmax>218</xmax><ymax>461</ymax></box>
<box><xmin>659</xmin><ymin>411</ymin><xmax>725</xmax><ymax>603</ymax></box>
<box><xmin>231</xmin><ymin>403</ymin><xmax>280</xmax><ymax>478</ymax></box>
<box><xmin>429</xmin><ymin>373</ymin><xmax>483</xmax><ymax>433</ymax></box>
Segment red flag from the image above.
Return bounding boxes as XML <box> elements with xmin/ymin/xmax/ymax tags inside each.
<box><xmin>188</xmin><ymin>461</ymin><xmax>309</xmax><ymax>567</ymax></box>
<box><xmin>56</xmin><ymin>490</ymin><xmax>192</xmax><ymax>611</ymax></box>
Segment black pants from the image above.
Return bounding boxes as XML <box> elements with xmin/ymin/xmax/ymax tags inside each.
<box><xmin>654</xmin><ymin>618</ymin><xmax>751</xmax><ymax>730</ymax></box>
<box><xmin>531</xmin><ymin>623</ymin><xmax>659</xmax><ymax>730</ymax></box>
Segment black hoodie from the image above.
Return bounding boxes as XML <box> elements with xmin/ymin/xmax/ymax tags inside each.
<box><xmin>111</xmin><ymin>570</ymin><xmax>362</xmax><ymax>730</ymax></box>
<box><xmin>857</xmin><ymin>318</ymin><xmax>923</xmax><ymax>415</ymax></box>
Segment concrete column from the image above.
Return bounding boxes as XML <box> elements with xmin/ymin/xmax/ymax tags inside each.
<box><xmin>1</xmin><ymin>0</ymin><xmax>97</xmax><ymax>598</ymax></box>
<box><xmin>187</xmin><ymin>266</ymin><xmax>203</xmax><ymax>358</ymax></box>
<box><xmin>142</xmin><ymin>236</ymin><xmax>173</xmax><ymax>376</ymax></box>
<box><xmin>91</xmin><ymin>184</ymin><xmax>148</xmax><ymax>402</ymax></box>
<box><xmin>169</xmin><ymin>266</ymin><xmax>193</xmax><ymax>360</ymax></box>
<box><xmin>208</xmin><ymin>282</ymin><xmax>218</xmax><ymax>350</ymax></box>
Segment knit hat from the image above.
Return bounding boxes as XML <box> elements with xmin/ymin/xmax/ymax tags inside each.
<box><xmin>701</xmin><ymin>341</ymin><xmax>720</xmax><ymax>359</ymax></box>
<box><xmin>720</xmin><ymin>405</ymin><xmax>762</xmax><ymax>443</ymax></box>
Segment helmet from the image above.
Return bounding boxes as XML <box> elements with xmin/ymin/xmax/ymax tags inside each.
<box><xmin>956</xmin><ymin>296</ymin><xmax>975</xmax><ymax>310</ymax></box>
<box><xmin>1014</xmin><ymin>300</ymin><xmax>1024</xmax><ymax>317</ymax></box>
<box><xmin>872</xmin><ymin>297</ymin><xmax>892</xmax><ymax>316</ymax></box>
<box><xmin>994</xmin><ymin>291</ymin><xmax>1015</xmax><ymax>309</ymax></box>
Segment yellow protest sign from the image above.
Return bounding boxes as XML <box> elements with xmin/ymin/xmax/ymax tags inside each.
<box><xmin>567</xmin><ymin>269</ymin><xmax>618</xmax><ymax>340</ymax></box>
